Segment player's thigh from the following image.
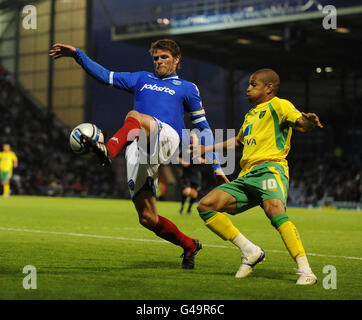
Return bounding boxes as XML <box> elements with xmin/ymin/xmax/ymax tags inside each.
<box><xmin>215</xmin><ymin>178</ymin><xmax>259</xmax><ymax>214</ymax></box>
<box><xmin>126</xmin><ymin>110</ymin><xmax>154</xmax><ymax>137</ymax></box>
<box><xmin>248</xmin><ymin>162</ymin><xmax>289</xmax><ymax>207</ymax></box>
<box><xmin>156</xmin><ymin>120</ymin><xmax>180</xmax><ymax>163</ymax></box>
<box><xmin>125</xmin><ymin>140</ymin><xmax>160</xmax><ymax>200</ymax></box>
<box><xmin>136</xmin><ymin>118</ymin><xmax>180</xmax><ymax>165</ymax></box>
<box><xmin>198</xmin><ymin>188</ymin><xmax>238</xmax><ymax>213</ymax></box>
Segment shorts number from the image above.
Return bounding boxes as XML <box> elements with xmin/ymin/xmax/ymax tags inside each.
<box><xmin>262</xmin><ymin>178</ymin><xmax>277</xmax><ymax>190</ymax></box>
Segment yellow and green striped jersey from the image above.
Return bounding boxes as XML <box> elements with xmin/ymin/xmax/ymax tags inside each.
<box><xmin>0</xmin><ymin>151</ymin><xmax>18</xmax><ymax>172</ymax></box>
<box><xmin>236</xmin><ymin>96</ymin><xmax>302</xmax><ymax>178</ymax></box>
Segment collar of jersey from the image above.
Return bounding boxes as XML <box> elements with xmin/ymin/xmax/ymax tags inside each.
<box><xmin>150</xmin><ymin>73</ymin><xmax>179</xmax><ymax>80</ymax></box>
<box><xmin>254</xmin><ymin>96</ymin><xmax>278</xmax><ymax>110</ymax></box>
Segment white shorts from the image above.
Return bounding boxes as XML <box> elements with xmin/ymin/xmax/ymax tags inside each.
<box><xmin>125</xmin><ymin>118</ymin><xmax>180</xmax><ymax>199</ymax></box>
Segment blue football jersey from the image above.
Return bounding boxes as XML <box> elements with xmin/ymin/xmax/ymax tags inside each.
<box><xmin>74</xmin><ymin>48</ymin><xmax>220</xmax><ymax>169</ymax></box>
<box><xmin>109</xmin><ymin>71</ymin><xmax>203</xmax><ymax>140</ymax></box>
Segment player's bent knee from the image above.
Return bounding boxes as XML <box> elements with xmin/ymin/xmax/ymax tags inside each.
<box><xmin>182</xmin><ymin>188</ymin><xmax>191</xmax><ymax>196</ymax></box>
<box><xmin>126</xmin><ymin>110</ymin><xmax>141</xmax><ymax>119</ymax></box>
<box><xmin>138</xmin><ymin>212</ymin><xmax>158</xmax><ymax>229</ymax></box>
<box><xmin>198</xmin><ymin>196</ymin><xmax>219</xmax><ymax>213</ymax></box>
<box><xmin>191</xmin><ymin>189</ymin><xmax>198</xmax><ymax>199</ymax></box>
<box><xmin>263</xmin><ymin>199</ymin><xmax>285</xmax><ymax>218</ymax></box>
<box><xmin>197</xmin><ymin>198</ymin><xmax>210</xmax><ymax>213</ymax></box>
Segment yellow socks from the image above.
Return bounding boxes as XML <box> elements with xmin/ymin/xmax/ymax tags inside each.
<box><xmin>271</xmin><ymin>214</ymin><xmax>306</xmax><ymax>260</ymax></box>
<box><xmin>3</xmin><ymin>183</ymin><xmax>10</xmax><ymax>196</ymax></box>
<box><xmin>204</xmin><ymin>212</ymin><xmax>240</xmax><ymax>241</ymax></box>
<box><xmin>278</xmin><ymin>221</ymin><xmax>306</xmax><ymax>259</ymax></box>
<box><xmin>199</xmin><ymin>211</ymin><xmax>311</xmax><ymax>271</ymax></box>
<box><xmin>200</xmin><ymin>211</ymin><xmax>260</xmax><ymax>256</ymax></box>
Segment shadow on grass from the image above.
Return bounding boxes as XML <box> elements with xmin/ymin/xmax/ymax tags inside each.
<box><xmin>127</xmin><ymin>260</ymin><xmax>181</xmax><ymax>270</ymax></box>
<box><xmin>36</xmin><ymin>266</ymin><xmax>125</xmax><ymax>275</ymax></box>
<box><xmin>209</xmin><ymin>268</ymin><xmax>295</xmax><ymax>283</ymax></box>
<box><xmin>252</xmin><ymin>269</ymin><xmax>295</xmax><ymax>283</ymax></box>
<box><xmin>39</xmin><ymin>260</ymin><xmax>182</xmax><ymax>274</ymax></box>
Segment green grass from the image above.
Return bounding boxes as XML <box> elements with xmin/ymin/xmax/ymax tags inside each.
<box><xmin>0</xmin><ymin>196</ymin><xmax>361</xmax><ymax>300</ymax></box>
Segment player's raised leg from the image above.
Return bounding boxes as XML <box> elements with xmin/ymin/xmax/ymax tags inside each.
<box><xmin>105</xmin><ymin>110</ymin><xmax>149</xmax><ymax>158</ymax></box>
<box><xmin>134</xmin><ymin>190</ymin><xmax>202</xmax><ymax>269</ymax></box>
<box><xmin>81</xmin><ymin>110</ymin><xmax>153</xmax><ymax>166</ymax></box>
<box><xmin>263</xmin><ymin>199</ymin><xmax>317</xmax><ymax>285</ymax></box>
<box><xmin>198</xmin><ymin>188</ymin><xmax>264</xmax><ymax>278</ymax></box>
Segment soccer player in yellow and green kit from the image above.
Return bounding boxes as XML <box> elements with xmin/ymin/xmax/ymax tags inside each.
<box><xmin>195</xmin><ymin>69</ymin><xmax>323</xmax><ymax>285</ymax></box>
<box><xmin>0</xmin><ymin>144</ymin><xmax>18</xmax><ymax>197</ymax></box>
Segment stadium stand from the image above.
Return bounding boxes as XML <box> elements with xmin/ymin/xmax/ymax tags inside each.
<box><xmin>0</xmin><ymin>67</ymin><xmax>129</xmax><ymax>198</ymax></box>
<box><xmin>288</xmin><ymin>154</ymin><xmax>361</xmax><ymax>208</ymax></box>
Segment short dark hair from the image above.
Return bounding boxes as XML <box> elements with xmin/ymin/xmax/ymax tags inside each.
<box><xmin>149</xmin><ymin>39</ymin><xmax>181</xmax><ymax>69</ymax></box>
<box><xmin>254</xmin><ymin>68</ymin><xmax>280</xmax><ymax>94</ymax></box>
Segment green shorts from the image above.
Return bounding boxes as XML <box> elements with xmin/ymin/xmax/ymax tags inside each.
<box><xmin>0</xmin><ymin>170</ymin><xmax>12</xmax><ymax>182</ymax></box>
<box><xmin>216</xmin><ymin>162</ymin><xmax>289</xmax><ymax>214</ymax></box>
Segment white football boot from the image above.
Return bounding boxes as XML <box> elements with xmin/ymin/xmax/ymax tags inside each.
<box><xmin>235</xmin><ymin>248</ymin><xmax>265</xmax><ymax>278</ymax></box>
<box><xmin>296</xmin><ymin>268</ymin><xmax>317</xmax><ymax>285</ymax></box>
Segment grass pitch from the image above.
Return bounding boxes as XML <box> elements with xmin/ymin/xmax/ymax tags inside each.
<box><xmin>0</xmin><ymin>196</ymin><xmax>361</xmax><ymax>300</ymax></box>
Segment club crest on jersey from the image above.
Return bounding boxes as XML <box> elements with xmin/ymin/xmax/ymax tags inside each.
<box><xmin>172</xmin><ymin>80</ymin><xmax>181</xmax><ymax>85</ymax></box>
<box><xmin>259</xmin><ymin>110</ymin><xmax>266</xmax><ymax>119</ymax></box>
<box><xmin>128</xmin><ymin>179</ymin><xmax>135</xmax><ymax>190</ymax></box>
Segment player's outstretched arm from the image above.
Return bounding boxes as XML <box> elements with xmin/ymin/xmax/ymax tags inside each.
<box><xmin>50</xmin><ymin>43</ymin><xmax>111</xmax><ymax>85</ymax></box>
<box><xmin>191</xmin><ymin>136</ymin><xmax>241</xmax><ymax>158</ymax></box>
<box><xmin>295</xmin><ymin>112</ymin><xmax>323</xmax><ymax>132</ymax></box>
<box><xmin>49</xmin><ymin>43</ymin><xmax>76</xmax><ymax>59</ymax></box>
<box><xmin>189</xmin><ymin>135</ymin><xmax>234</xmax><ymax>185</ymax></box>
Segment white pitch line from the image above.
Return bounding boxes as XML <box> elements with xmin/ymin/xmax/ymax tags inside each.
<box><xmin>0</xmin><ymin>227</ymin><xmax>164</xmax><ymax>243</ymax></box>
<box><xmin>1</xmin><ymin>227</ymin><xmax>361</xmax><ymax>261</ymax></box>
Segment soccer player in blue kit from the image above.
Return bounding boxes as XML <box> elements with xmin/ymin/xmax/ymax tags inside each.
<box><xmin>50</xmin><ymin>39</ymin><xmax>229</xmax><ymax>269</ymax></box>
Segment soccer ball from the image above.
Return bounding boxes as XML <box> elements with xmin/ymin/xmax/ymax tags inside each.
<box><xmin>69</xmin><ymin>123</ymin><xmax>104</xmax><ymax>157</ymax></box>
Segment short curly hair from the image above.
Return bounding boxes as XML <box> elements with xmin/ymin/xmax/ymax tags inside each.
<box><xmin>149</xmin><ymin>39</ymin><xmax>181</xmax><ymax>69</ymax></box>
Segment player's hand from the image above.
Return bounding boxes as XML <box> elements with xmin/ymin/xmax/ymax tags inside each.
<box><xmin>213</xmin><ymin>168</ymin><xmax>230</xmax><ymax>186</ymax></box>
<box><xmin>301</xmin><ymin>112</ymin><xmax>323</xmax><ymax>129</ymax></box>
<box><xmin>49</xmin><ymin>43</ymin><xmax>76</xmax><ymax>59</ymax></box>
<box><xmin>189</xmin><ymin>143</ymin><xmax>206</xmax><ymax>161</ymax></box>
<box><xmin>187</xmin><ymin>145</ymin><xmax>208</xmax><ymax>164</ymax></box>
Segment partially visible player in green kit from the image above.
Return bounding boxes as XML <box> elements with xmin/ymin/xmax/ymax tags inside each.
<box><xmin>0</xmin><ymin>144</ymin><xmax>18</xmax><ymax>197</ymax></box>
<box><xmin>195</xmin><ymin>69</ymin><xmax>323</xmax><ymax>285</ymax></box>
